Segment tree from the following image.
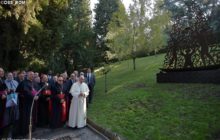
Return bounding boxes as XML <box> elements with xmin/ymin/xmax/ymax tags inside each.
<box><xmin>148</xmin><ymin>0</ymin><xmax>170</xmax><ymax>54</ymax></box>
<box><xmin>106</xmin><ymin>0</ymin><xmax>131</xmax><ymax>61</ymax></box>
<box><xmin>105</xmin><ymin>0</ymin><xmax>170</xmax><ymax>70</ymax></box>
<box><xmin>93</xmin><ymin>0</ymin><xmax>119</xmax><ymax>63</ymax></box>
<box><xmin>128</xmin><ymin>0</ymin><xmax>170</xmax><ymax>70</ymax></box>
<box><xmin>0</xmin><ymin>0</ymin><xmax>70</xmax><ymax>71</ymax></box>
<box><xmin>0</xmin><ymin>0</ymin><xmax>49</xmax><ymax>33</ymax></box>
<box><xmin>162</xmin><ymin>0</ymin><xmax>220</xmax><ymax>68</ymax></box>
<box><xmin>61</xmin><ymin>0</ymin><xmax>95</xmax><ymax>71</ymax></box>
<box><xmin>0</xmin><ymin>17</ymin><xmax>25</xmax><ymax>70</ymax></box>
<box><xmin>163</xmin><ymin>0</ymin><xmax>220</xmax><ymax>31</ymax></box>
<box><xmin>0</xmin><ymin>0</ymin><xmax>49</xmax><ymax>70</ymax></box>
<box><xmin>0</xmin><ymin>0</ymin><xmax>95</xmax><ymax>72</ymax></box>
<box><xmin>23</xmin><ymin>0</ymin><xmax>69</xmax><ymax>72</ymax></box>
<box><xmin>163</xmin><ymin>0</ymin><xmax>220</xmax><ymax>46</ymax></box>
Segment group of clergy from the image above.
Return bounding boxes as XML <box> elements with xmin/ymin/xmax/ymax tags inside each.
<box><xmin>0</xmin><ymin>68</ymin><xmax>96</xmax><ymax>139</ymax></box>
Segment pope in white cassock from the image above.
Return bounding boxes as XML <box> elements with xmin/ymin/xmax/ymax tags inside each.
<box><xmin>68</xmin><ymin>75</ymin><xmax>89</xmax><ymax>128</ymax></box>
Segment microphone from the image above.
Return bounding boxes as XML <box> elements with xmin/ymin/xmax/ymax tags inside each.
<box><xmin>34</xmin><ymin>82</ymin><xmax>49</xmax><ymax>96</ymax></box>
<box><xmin>29</xmin><ymin>82</ymin><xmax>49</xmax><ymax>139</ymax></box>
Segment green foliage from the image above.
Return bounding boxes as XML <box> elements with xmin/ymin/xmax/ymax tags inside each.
<box><xmin>1</xmin><ymin>0</ymin><xmax>218</xmax><ymax>73</ymax></box>
<box><xmin>0</xmin><ymin>16</ymin><xmax>25</xmax><ymax>70</ymax></box>
<box><xmin>0</xmin><ymin>0</ymin><xmax>95</xmax><ymax>72</ymax></box>
<box><xmin>24</xmin><ymin>0</ymin><xmax>68</xmax><ymax>72</ymax></box>
<box><xmin>28</xmin><ymin>58</ymin><xmax>46</xmax><ymax>72</ymax></box>
<box><xmin>93</xmin><ymin>0</ymin><xmax>120</xmax><ymax>63</ymax></box>
<box><xmin>106</xmin><ymin>0</ymin><xmax>131</xmax><ymax>61</ymax></box>
<box><xmin>106</xmin><ymin>0</ymin><xmax>170</xmax><ymax>63</ymax></box>
<box><xmin>0</xmin><ymin>0</ymin><xmax>49</xmax><ymax>33</ymax></box>
<box><xmin>60</xmin><ymin>0</ymin><xmax>95</xmax><ymax>71</ymax></box>
<box><xmin>148</xmin><ymin>0</ymin><xmax>170</xmax><ymax>53</ymax></box>
<box><xmin>88</xmin><ymin>54</ymin><xmax>220</xmax><ymax>140</ymax></box>
<box><xmin>94</xmin><ymin>0</ymin><xmax>119</xmax><ymax>42</ymax></box>
<box><xmin>163</xmin><ymin>0</ymin><xmax>220</xmax><ymax>31</ymax></box>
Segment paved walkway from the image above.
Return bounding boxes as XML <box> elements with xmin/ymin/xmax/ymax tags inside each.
<box><xmin>32</xmin><ymin>126</ymin><xmax>107</xmax><ymax>140</ymax></box>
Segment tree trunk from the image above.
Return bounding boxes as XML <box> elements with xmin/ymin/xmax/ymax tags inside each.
<box><xmin>105</xmin><ymin>73</ymin><xmax>107</xmax><ymax>93</ymax></box>
<box><xmin>133</xmin><ymin>57</ymin><xmax>136</xmax><ymax>71</ymax></box>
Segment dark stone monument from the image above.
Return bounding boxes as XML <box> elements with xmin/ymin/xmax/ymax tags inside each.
<box><xmin>157</xmin><ymin>7</ymin><xmax>220</xmax><ymax>83</ymax></box>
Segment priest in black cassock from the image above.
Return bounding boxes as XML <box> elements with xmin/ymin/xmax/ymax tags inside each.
<box><xmin>0</xmin><ymin>68</ymin><xmax>7</xmax><ymax>138</ymax></box>
<box><xmin>16</xmin><ymin>71</ymin><xmax>39</xmax><ymax>137</ymax></box>
<box><xmin>50</xmin><ymin>76</ymin><xmax>67</xmax><ymax>128</ymax></box>
<box><xmin>37</xmin><ymin>74</ymin><xmax>52</xmax><ymax>127</ymax></box>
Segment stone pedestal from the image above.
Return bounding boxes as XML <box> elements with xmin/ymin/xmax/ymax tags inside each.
<box><xmin>157</xmin><ymin>67</ymin><xmax>220</xmax><ymax>84</ymax></box>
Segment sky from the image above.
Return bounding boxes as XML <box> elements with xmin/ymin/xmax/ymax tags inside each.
<box><xmin>90</xmin><ymin>0</ymin><xmax>133</xmax><ymax>18</ymax></box>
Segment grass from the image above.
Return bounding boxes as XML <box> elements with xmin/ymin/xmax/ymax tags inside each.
<box><xmin>88</xmin><ymin>54</ymin><xmax>220</xmax><ymax>140</ymax></box>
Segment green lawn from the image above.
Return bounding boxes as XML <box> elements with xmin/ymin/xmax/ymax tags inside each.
<box><xmin>88</xmin><ymin>54</ymin><xmax>220</xmax><ymax>140</ymax></box>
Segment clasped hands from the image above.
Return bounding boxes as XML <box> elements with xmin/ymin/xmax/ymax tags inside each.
<box><xmin>1</xmin><ymin>89</ymin><xmax>15</xmax><ymax>99</ymax></box>
<box><xmin>60</xmin><ymin>99</ymin><xmax>65</xmax><ymax>103</ymax></box>
<box><xmin>1</xmin><ymin>94</ymin><xmax>6</xmax><ymax>99</ymax></box>
<box><xmin>78</xmin><ymin>92</ymin><xmax>85</xmax><ymax>98</ymax></box>
<box><xmin>1</xmin><ymin>91</ymin><xmax>7</xmax><ymax>99</ymax></box>
<box><xmin>8</xmin><ymin>89</ymin><xmax>15</xmax><ymax>93</ymax></box>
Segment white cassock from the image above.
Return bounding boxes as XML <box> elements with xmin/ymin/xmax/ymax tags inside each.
<box><xmin>68</xmin><ymin>82</ymin><xmax>89</xmax><ymax>128</ymax></box>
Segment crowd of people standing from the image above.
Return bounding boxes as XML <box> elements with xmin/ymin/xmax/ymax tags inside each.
<box><xmin>0</xmin><ymin>68</ymin><xmax>96</xmax><ymax>139</ymax></box>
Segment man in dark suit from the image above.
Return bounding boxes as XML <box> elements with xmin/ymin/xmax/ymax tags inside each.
<box><xmin>67</xmin><ymin>73</ymin><xmax>76</xmax><ymax>92</ymax></box>
<box><xmin>86</xmin><ymin>68</ymin><xmax>96</xmax><ymax>104</ymax></box>
<box><xmin>65</xmin><ymin>73</ymin><xmax>76</xmax><ymax>119</ymax></box>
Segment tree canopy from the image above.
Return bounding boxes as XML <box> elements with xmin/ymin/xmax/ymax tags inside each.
<box><xmin>0</xmin><ymin>0</ymin><xmax>219</xmax><ymax>72</ymax></box>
